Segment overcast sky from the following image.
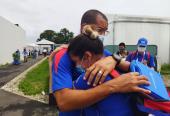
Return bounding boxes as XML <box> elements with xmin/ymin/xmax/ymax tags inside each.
<box><xmin>0</xmin><ymin>0</ymin><xmax>170</xmax><ymax>43</ymax></box>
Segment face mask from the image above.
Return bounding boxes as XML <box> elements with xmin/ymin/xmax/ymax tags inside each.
<box><xmin>119</xmin><ymin>47</ymin><xmax>125</xmax><ymax>51</ymax></box>
<box><xmin>98</xmin><ymin>35</ymin><xmax>107</xmax><ymax>43</ymax></box>
<box><xmin>75</xmin><ymin>65</ymin><xmax>85</xmax><ymax>73</ymax></box>
<box><xmin>75</xmin><ymin>56</ymin><xmax>85</xmax><ymax>74</ymax></box>
<box><xmin>138</xmin><ymin>46</ymin><xmax>146</xmax><ymax>52</ymax></box>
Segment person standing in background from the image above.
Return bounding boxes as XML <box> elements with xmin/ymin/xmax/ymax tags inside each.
<box><xmin>116</xmin><ymin>42</ymin><xmax>129</xmax><ymax>60</ymax></box>
<box><xmin>23</xmin><ymin>48</ymin><xmax>28</xmax><ymax>62</ymax></box>
<box><xmin>126</xmin><ymin>38</ymin><xmax>155</xmax><ymax>70</ymax></box>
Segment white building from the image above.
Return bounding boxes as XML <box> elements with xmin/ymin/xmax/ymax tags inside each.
<box><xmin>106</xmin><ymin>14</ymin><xmax>170</xmax><ymax>64</ymax></box>
<box><xmin>0</xmin><ymin>16</ymin><xmax>26</xmax><ymax>65</ymax></box>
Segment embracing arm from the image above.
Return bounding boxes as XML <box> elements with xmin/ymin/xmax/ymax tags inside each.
<box><xmin>54</xmin><ymin>72</ymin><xmax>150</xmax><ymax>112</ymax></box>
<box><xmin>118</xmin><ymin>59</ymin><xmax>130</xmax><ymax>72</ymax></box>
<box><xmin>54</xmin><ymin>84</ymin><xmax>112</xmax><ymax>111</ymax></box>
<box><xmin>85</xmin><ymin>56</ymin><xmax>130</xmax><ymax>85</ymax></box>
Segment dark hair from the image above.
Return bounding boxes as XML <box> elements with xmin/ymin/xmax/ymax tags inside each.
<box><xmin>68</xmin><ymin>34</ymin><xmax>103</xmax><ymax>59</ymax></box>
<box><xmin>81</xmin><ymin>9</ymin><xmax>108</xmax><ymax>25</ymax></box>
<box><xmin>119</xmin><ymin>42</ymin><xmax>126</xmax><ymax>47</ymax></box>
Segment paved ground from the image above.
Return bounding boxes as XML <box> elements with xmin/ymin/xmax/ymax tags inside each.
<box><xmin>0</xmin><ymin>56</ymin><xmax>58</xmax><ymax>116</ymax></box>
<box><xmin>0</xmin><ymin>57</ymin><xmax>42</xmax><ymax>87</ymax></box>
<box><xmin>0</xmin><ymin>89</ymin><xmax>57</xmax><ymax>116</ymax></box>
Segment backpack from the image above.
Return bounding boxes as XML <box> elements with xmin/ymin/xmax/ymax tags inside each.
<box><xmin>110</xmin><ymin>69</ymin><xmax>170</xmax><ymax>116</ymax></box>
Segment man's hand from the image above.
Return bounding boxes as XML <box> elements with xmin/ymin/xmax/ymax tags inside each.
<box><xmin>84</xmin><ymin>56</ymin><xmax>116</xmax><ymax>86</ymax></box>
<box><xmin>104</xmin><ymin>72</ymin><xmax>151</xmax><ymax>94</ymax></box>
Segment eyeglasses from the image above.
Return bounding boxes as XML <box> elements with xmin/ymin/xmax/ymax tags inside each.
<box><xmin>95</xmin><ymin>27</ymin><xmax>110</xmax><ymax>36</ymax></box>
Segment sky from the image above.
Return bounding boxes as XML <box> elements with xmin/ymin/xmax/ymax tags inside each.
<box><xmin>0</xmin><ymin>0</ymin><xmax>170</xmax><ymax>43</ymax></box>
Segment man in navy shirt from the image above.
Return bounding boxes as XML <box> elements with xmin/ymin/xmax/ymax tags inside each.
<box><xmin>126</xmin><ymin>38</ymin><xmax>155</xmax><ymax>70</ymax></box>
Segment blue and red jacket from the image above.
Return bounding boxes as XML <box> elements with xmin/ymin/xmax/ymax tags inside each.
<box><xmin>52</xmin><ymin>48</ymin><xmax>113</xmax><ymax>116</ymax></box>
<box><xmin>74</xmin><ymin>70</ymin><xmax>134</xmax><ymax>116</ymax></box>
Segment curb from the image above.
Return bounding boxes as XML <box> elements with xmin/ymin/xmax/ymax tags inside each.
<box><xmin>1</xmin><ymin>57</ymin><xmax>48</xmax><ymax>104</ymax></box>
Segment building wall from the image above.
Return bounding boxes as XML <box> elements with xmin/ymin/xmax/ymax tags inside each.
<box><xmin>106</xmin><ymin>15</ymin><xmax>170</xmax><ymax>64</ymax></box>
<box><xmin>0</xmin><ymin>16</ymin><xmax>26</xmax><ymax>64</ymax></box>
<box><xmin>113</xmin><ymin>22</ymin><xmax>170</xmax><ymax>64</ymax></box>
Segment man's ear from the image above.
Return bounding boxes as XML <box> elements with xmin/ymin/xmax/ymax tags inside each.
<box><xmin>84</xmin><ymin>51</ymin><xmax>92</xmax><ymax>61</ymax></box>
<box><xmin>80</xmin><ymin>23</ymin><xmax>86</xmax><ymax>33</ymax></box>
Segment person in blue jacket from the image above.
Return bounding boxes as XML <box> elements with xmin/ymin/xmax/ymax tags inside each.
<box><xmin>67</xmin><ymin>27</ymin><xmax>135</xmax><ymax>116</ymax></box>
<box><xmin>126</xmin><ymin>38</ymin><xmax>155</xmax><ymax>70</ymax></box>
<box><xmin>51</xmin><ymin>10</ymin><xmax>150</xmax><ymax>116</ymax></box>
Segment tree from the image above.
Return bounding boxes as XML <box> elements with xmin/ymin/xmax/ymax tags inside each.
<box><xmin>52</xmin><ymin>33</ymin><xmax>62</xmax><ymax>44</ymax></box>
<box><xmin>37</xmin><ymin>28</ymin><xmax>74</xmax><ymax>44</ymax></box>
<box><xmin>37</xmin><ymin>30</ymin><xmax>56</xmax><ymax>42</ymax></box>
<box><xmin>59</xmin><ymin>28</ymin><xmax>74</xmax><ymax>43</ymax></box>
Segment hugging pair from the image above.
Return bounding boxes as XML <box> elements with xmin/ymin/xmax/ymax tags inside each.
<box><xmin>66</xmin><ymin>25</ymin><xmax>134</xmax><ymax>116</ymax></box>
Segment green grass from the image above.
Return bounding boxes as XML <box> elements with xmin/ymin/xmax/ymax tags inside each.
<box><xmin>160</xmin><ymin>64</ymin><xmax>170</xmax><ymax>75</ymax></box>
<box><xmin>161</xmin><ymin>64</ymin><xmax>170</xmax><ymax>87</ymax></box>
<box><xmin>19</xmin><ymin>59</ymin><xmax>49</xmax><ymax>95</ymax></box>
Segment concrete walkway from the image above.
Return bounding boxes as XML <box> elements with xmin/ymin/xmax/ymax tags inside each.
<box><xmin>0</xmin><ymin>89</ymin><xmax>57</xmax><ymax>116</ymax></box>
<box><xmin>0</xmin><ymin>57</ymin><xmax>42</xmax><ymax>87</ymax></box>
<box><xmin>0</xmin><ymin>56</ymin><xmax>58</xmax><ymax>116</ymax></box>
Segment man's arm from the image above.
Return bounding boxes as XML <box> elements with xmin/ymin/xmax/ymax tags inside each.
<box><xmin>55</xmin><ymin>72</ymin><xmax>150</xmax><ymax>112</ymax></box>
<box><xmin>55</xmin><ymin>84</ymin><xmax>111</xmax><ymax>111</ymax></box>
<box><xmin>85</xmin><ymin>56</ymin><xmax>130</xmax><ymax>85</ymax></box>
<box><xmin>118</xmin><ymin>60</ymin><xmax>130</xmax><ymax>72</ymax></box>
<box><xmin>50</xmin><ymin>47</ymin><xmax>130</xmax><ymax>86</ymax></box>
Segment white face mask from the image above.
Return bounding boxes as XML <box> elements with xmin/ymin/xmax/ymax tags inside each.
<box><xmin>138</xmin><ymin>46</ymin><xmax>146</xmax><ymax>52</ymax></box>
<box><xmin>98</xmin><ymin>35</ymin><xmax>107</xmax><ymax>43</ymax></box>
<box><xmin>75</xmin><ymin>65</ymin><xmax>85</xmax><ymax>73</ymax></box>
<box><xmin>75</xmin><ymin>56</ymin><xmax>85</xmax><ymax>73</ymax></box>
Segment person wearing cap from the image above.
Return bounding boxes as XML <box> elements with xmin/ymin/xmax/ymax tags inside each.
<box><xmin>126</xmin><ymin>38</ymin><xmax>155</xmax><ymax>70</ymax></box>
